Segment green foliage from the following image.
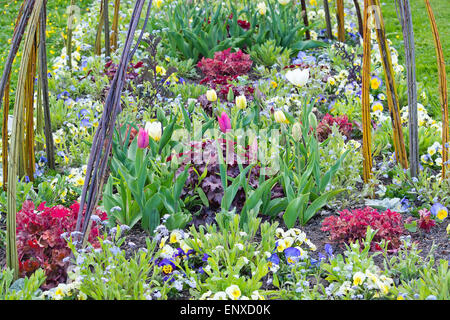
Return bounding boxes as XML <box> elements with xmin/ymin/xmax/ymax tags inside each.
<box><xmin>67</xmin><ymin>226</ymin><xmax>170</xmax><ymax>300</ymax></box>
<box><xmin>169</xmin><ymin>82</ymin><xmax>208</xmax><ymax>101</ymax></box>
<box><xmin>0</xmin><ymin>178</ymin><xmax>34</xmax><ymax>213</ymax></box>
<box><xmin>183</xmin><ymin>209</ymin><xmax>277</xmax><ymax>299</ymax></box>
<box><xmin>383</xmin><ymin>164</ymin><xmax>450</xmax><ymax>209</ymax></box>
<box><xmin>319</xmin><ymin>126</ymin><xmax>364</xmax><ymax>207</ymax></box>
<box><xmin>249</xmin><ymin>40</ymin><xmax>291</xmax><ymax>68</ymax></box>
<box><xmin>162</xmin><ymin>2</ymin><xmax>251</xmax><ymax>61</ymax></box>
<box><xmin>395</xmin><ymin>259</ymin><xmax>450</xmax><ymax>300</ymax></box>
<box><xmin>161</xmin><ymin>0</ymin><xmax>326</xmax><ymax>62</ymax></box>
<box><xmin>104</xmin><ymin>122</ymin><xmax>191</xmax><ymax>233</ymax></box>
<box><xmin>383</xmin><ymin>236</ymin><xmax>435</xmax><ymax>283</ymax></box>
<box><xmin>329</xmin><ymin>99</ymin><xmax>362</xmax><ymax>124</ymax></box>
<box><xmin>0</xmin><ymin>268</ymin><xmax>46</xmax><ymax>300</ymax></box>
<box><xmin>280</xmin><ymin>99</ymin><xmax>348</xmax><ymax>227</ymax></box>
<box><xmin>165</xmin><ymin>57</ymin><xmax>199</xmax><ymax>79</ymax></box>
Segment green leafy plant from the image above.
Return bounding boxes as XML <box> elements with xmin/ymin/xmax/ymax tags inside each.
<box><xmin>394</xmin><ymin>259</ymin><xmax>450</xmax><ymax>300</ymax></box>
<box><xmin>67</xmin><ymin>226</ymin><xmax>170</xmax><ymax>300</ymax></box>
<box><xmin>103</xmin><ymin>120</ymin><xmax>191</xmax><ymax>233</ymax></box>
<box><xmin>281</xmin><ymin>99</ymin><xmax>348</xmax><ymax>227</ymax></box>
<box><xmin>249</xmin><ymin>40</ymin><xmax>291</xmax><ymax>68</ymax></box>
<box><xmin>382</xmin><ymin>236</ymin><xmax>435</xmax><ymax>283</ymax></box>
<box><xmin>0</xmin><ymin>268</ymin><xmax>45</xmax><ymax>300</ymax></box>
<box><xmin>162</xmin><ymin>2</ymin><xmax>251</xmax><ymax>61</ymax></box>
<box><xmin>182</xmin><ymin>209</ymin><xmax>278</xmax><ymax>300</ymax></box>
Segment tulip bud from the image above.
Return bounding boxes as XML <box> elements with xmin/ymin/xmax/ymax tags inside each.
<box><xmin>292</xmin><ymin>122</ymin><xmax>302</xmax><ymax>142</ymax></box>
<box><xmin>137</xmin><ymin>127</ymin><xmax>149</xmax><ymax>149</ymax></box>
<box><xmin>309</xmin><ymin>113</ymin><xmax>317</xmax><ymax>129</ymax></box>
<box><xmin>206</xmin><ymin>89</ymin><xmax>217</xmax><ymax>102</ymax></box>
<box><xmin>235</xmin><ymin>95</ymin><xmax>247</xmax><ymax>109</ymax></box>
<box><xmin>274</xmin><ymin>110</ymin><xmax>289</xmax><ymax>124</ymax></box>
<box><xmin>145</xmin><ymin>121</ymin><xmax>162</xmax><ymax>142</ymax></box>
<box><xmin>227</xmin><ymin>87</ymin><xmax>234</xmax><ymax>102</ymax></box>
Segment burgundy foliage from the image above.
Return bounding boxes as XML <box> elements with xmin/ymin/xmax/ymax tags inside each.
<box><xmin>197</xmin><ymin>48</ymin><xmax>254</xmax><ymax>103</ymax></box>
<box><xmin>168</xmin><ymin>139</ymin><xmax>284</xmax><ymax>222</ymax></box>
<box><xmin>104</xmin><ymin>60</ymin><xmax>144</xmax><ymax>81</ymax></box>
<box><xmin>316</xmin><ymin>113</ymin><xmax>353</xmax><ymax>142</ymax></box>
<box><xmin>197</xmin><ymin>48</ymin><xmax>252</xmax><ymax>79</ymax></box>
<box><xmin>17</xmin><ymin>201</ymin><xmax>107</xmax><ymax>289</ymax></box>
<box><xmin>321</xmin><ymin>207</ymin><xmax>404</xmax><ymax>251</ymax></box>
<box><xmin>417</xmin><ymin>209</ymin><xmax>436</xmax><ymax>232</ymax></box>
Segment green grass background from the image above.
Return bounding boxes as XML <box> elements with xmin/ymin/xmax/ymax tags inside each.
<box><xmin>380</xmin><ymin>0</ymin><xmax>449</xmax><ymax>99</ymax></box>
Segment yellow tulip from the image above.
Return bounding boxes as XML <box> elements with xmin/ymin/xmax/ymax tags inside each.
<box><xmin>206</xmin><ymin>89</ymin><xmax>217</xmax><ymax>102</ymax></box>
<box><xmin>235</xmin><ymin>95</ymin><xmax>247</xmax><ymax>109</ymax></box>
<box><xmin>274</xmin><ymin>110</ymin><xmax>289</xmax><ymax>124</ymax></box>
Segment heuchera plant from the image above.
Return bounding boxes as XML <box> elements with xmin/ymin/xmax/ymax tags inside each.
<box><xmin>16</xmin><ymin>200</ymin><xmax>107</xmax><ymax>289</ymax></box>
<box><xmin>417</xmin><ymin>208</ymin><xmax>436</xmax><ymax>232</ymax></box>
<box><xmin>104</xmin><ymin>60</ymin><xmax>144</xmax><ymax>81</ymax></box>
<box><xmin>197</xmin><ymin>48</ymin><xmax>252</xmax><ymax>79</ymax></box>
<box><xmin>321</xmin><ymin>207</ymin><xmax>404</xmax><ymax>251</ymax></box>
<box><xmin>316</xmin><ymin>113</ymin><xmax>353</xmax><ymax>142</ymax></box>
<box><xmin>168</xmin><ymin>139</ymin><xmax>283</xmax><ymax>225</ymax></box>
<box><xmin>197</xmin><ymin>48</ymin><xmax>254</xmax><ymax>102</ymax></box>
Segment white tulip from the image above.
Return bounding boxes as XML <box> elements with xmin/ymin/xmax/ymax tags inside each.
<box><xmin>145</xmin><ymin>121</ymin><xmax>162</xmax><ymax>142</ymax></box>
<box><xmin>285</xmin><ymin>68</ymin><xmax>309</xmax><ymax>87</ymax></box>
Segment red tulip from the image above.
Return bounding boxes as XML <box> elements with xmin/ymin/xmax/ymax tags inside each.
<box><xmin>218</xmin><ymin>112</ymin><xmax>231</xmax><ymax>133</ymax></box>
<box><xmin>137</xmin><ymin>127</ymin><xmax>149</xmax><ymax>149</ymax></box>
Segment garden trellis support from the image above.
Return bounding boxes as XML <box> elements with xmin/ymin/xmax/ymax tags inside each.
<box><xmin>0</xmin><ymin>0</ymin><xmax>35</xmax><ymax>190</ymax></box>
<box><xmin>361</xmin><ymin>0</ymin><xmax>372</xmax><ymax>183</ymax></box>
<box><xmin>300</xmin><ymin>0</ymin><xmax>310</xmax><ymax>40</ymax></box>
<box><xmin>323</xmin><ymin>0</ymin><xmax>333</xmax><ymax>40</ymax></box>
<box><xmin>396</xmin><ymin>0</ymin><xmax>419</xmax><ymax>178</ymax></box>
<box><xmin>74</xmin><ymin>0</ymin><xmax>154</xmax><ymax>249</ymax></box>
<box><xmin>6</xmin><ymin>0</ymin><xmax>44</xmax><ymax>280</ymax></box>
<box><xmin>336</xmin><ymin>0</ymin><xmax>345</xmax><ymax>42</ymax></box>
<box><xmin>370</xmin><ymin>0</ymin><xmax>408</xmax><ymax>170</ymax></box>
<box><xmin>424</xmin><ymin>0</ymin><xmax>449</xmax><ymax>179</ymax></box>
<box><xmin>38</xmin><ymin>0</ymin><xmax>56</xmax><ymax>170</ymax></box>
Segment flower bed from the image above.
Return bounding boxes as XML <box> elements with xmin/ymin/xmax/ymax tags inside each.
<box><xmin>0</xmin><ymin>0</ymin><xmax>449</xmax><ymax>301</ymax></box>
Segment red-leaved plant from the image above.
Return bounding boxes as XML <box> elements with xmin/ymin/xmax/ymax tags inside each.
<box><xmin>316</xmin><ymin>113</ymin><xmax>353</xmax><ymax>142</ymax></box>
<box><xmin>197</xmin><ymin>48</ymin><xmax>254</xmax><ymax>104</ymax></box>
<box><xmin>16</xmin><ymin>200</ymin><xmax>107</xmax><ymax>289</ymax></box>
<box><xmin>417</xmin><ymin>208</ymin><xmax>436</xmax><ymax>232</ymax></box>
<box><xmin>197</xmin><ymin>48</ymin><xmax>252</xmax><ymax>79</ymax></box>
<box><xmin>321</xmin><ymin>207</ymin><xmax>404</xmax><ymax>251</ymax></box>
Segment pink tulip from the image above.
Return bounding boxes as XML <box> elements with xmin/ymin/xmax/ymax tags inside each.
<box><xmin>218</xmin><ymin>112</ymin><xmax>232</xmax><ymax>133</ymax></box>
<box><xmin>137</xmin><ymin>127</ymin><xmax>149</xmax><ymax>149</ymax></box>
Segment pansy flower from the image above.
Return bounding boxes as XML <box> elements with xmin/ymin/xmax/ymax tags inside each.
<box><xmin>324</xmin><ymin>243</ymin><xmax>333</xmax><ymax>257</ymax></box>
<box><xmin>372</xmin><ymin>100</ymin><xmax>383</xmax><ymax>112</ymax></box>
<box><xmin>284</xmin><ymin>247</ymin><xmax>301</xmax><ymax>265</ymax></box>
<box><xmin>430</xmin><ymin>203</ymin><xmax>448</xmax><ymax>220</ymax></box>
<box><xmin>370</xmin><ymin>76</ymin><xmax>382</xmax><ymax>90</ymax></box>
<box><xmin>267</xmin><ymin>253</ymin><xmax>280</xmax><ymax>271</ymax></box>
<box><xmin>158</xmin><ymin>258</ymin><xmax>176</xmax><ymax>275</ymax></box>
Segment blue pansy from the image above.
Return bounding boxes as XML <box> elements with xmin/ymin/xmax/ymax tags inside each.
<box><xmin>284</xmin><ymin>247</ymin><xmax>301</xmax><ymax>265</ymax></box>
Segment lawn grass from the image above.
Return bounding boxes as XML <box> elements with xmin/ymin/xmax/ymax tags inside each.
<box><xmin>381</xmin><ymin>0</ymin><xmax>450</xmax><ymax>100</ymax></box>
